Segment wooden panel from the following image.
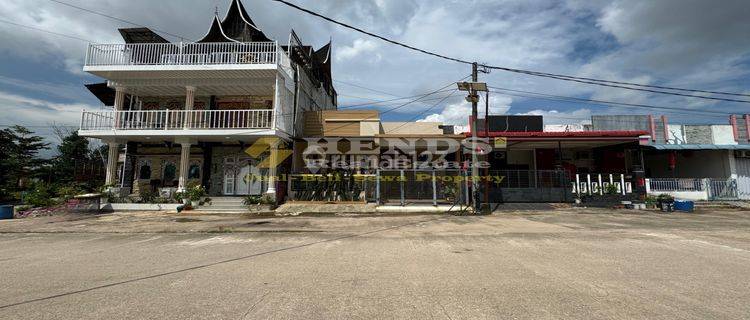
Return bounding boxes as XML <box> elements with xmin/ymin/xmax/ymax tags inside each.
<box><xmin>303</xmin><ymin>110</ymin><xmax>379</xmax><ymax>137</ymax></box>
<box><xmin>320</xmin><ymin>110</ymin><xmax>378</xmax><ymax>120</ymax></box>
<box><xmin>325</xmin><ymin>121</ymin><xmax>360</xmax><ymax>136</ymax></box>
<box><xmin>303</xmin><ymin>111</ymin><xmax>325</xmax><ymax>136</ymax></box>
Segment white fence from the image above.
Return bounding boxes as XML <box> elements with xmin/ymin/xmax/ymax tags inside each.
<box><xmin>85</xmin><ymin>42</ymin><xmax>284</xmax><ymax>67</ymax></box>
<box><xmin>645</xmin><ymin>178</ymin><xmax>746</xmax><ymax>201</ymax></box>
<box><xmin>573</xmin><ymin>173</ymin><xmax>632</xmax><ymax>196</ymax></box>
<box><xmin>80</xmin><ymin>109</ymin><xmax>273</xmax><ymax>131</ymax></box>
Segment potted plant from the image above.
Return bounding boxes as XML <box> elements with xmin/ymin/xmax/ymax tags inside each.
<box><xmin>644</xmin><ymin>195</ymin><xmax>657</xmax><ymax>209</ymax></box>
<box><xmin>185</xmin><ymin>184</ymin><xmax>207</xmax><ymax>207</ymax></box>
<box><xmin>443</xmin><ymin>184</ymin><xmax>457</xmax><ymax>203</ymax></box>
<box><xmin>656</xmin><ymin>194</ymin><xmax>674</xmax><ymax>211</ymax></box>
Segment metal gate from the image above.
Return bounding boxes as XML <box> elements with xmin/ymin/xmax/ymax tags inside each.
<box><xmin>378</xmin><ymin>169</ymin><xmax>469</xmax><ymax>206</ymax></box>
<box><xmin>708</xmin><ymin>179</ymin><xmax>739</xmax><ymax>200</ymax></box>
<box><xmin>737</xmin><ymin>158</ymin><xmax>750</xmax><ymax>200</ymax></box>
<box><xmin>482</xmin><ymin>170</ymin><xmax>573</xmax><ymax>203</ymax></box>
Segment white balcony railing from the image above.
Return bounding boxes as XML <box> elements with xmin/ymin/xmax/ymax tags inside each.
<box><xmin>80</xmin><ymin>110</ymin><xmax>273</xmax><ymax>131</ymax></box>
<box><xmin>85</xmin><ymin>42</ymin><xmax>284</xmax><ymax>67</ymax></box>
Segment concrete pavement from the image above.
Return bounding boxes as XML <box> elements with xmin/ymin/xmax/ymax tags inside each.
<box><xmin>1</xmin><ymin>209</ymin><xmax>749</xmax><ymax>319</ymax></box>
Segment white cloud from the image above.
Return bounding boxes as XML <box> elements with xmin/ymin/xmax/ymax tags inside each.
<box><xmin>419</xmin><ymin>95</ymin><xmax>513</xmax><ymax>126</ymax></box>
<box><xmin>336</xmin><ymin>38</ymin><xmax>379</xmax><ymax>62</ymax></box>
<box><xmin>0</xmin><ymin>90</ymin><xmax>98</xmax><ymax>157</ymax></box>
<box><xmin>0</xmin><ymin>0</ymin><xmax>748</xmax><ymax>131</ymax></box>
<box><xmin>519</xmin><ymin>108</ymin><xmax>592</xmax><ymax>125</ymax></box>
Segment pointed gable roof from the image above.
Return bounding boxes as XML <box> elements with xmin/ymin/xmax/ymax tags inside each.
<box><xmin>314</xmin><ymin>42</ymin><xmax>332</xmax><ymax>73</ymax></box>
<box><xmin>197</xmin><ymin>15</ymin><xmax>237</xmax><ymax>43</ymax></box>
<box><xmin>198</xmin><ymin>0</ymin><xmax>271</xmax><ymax>43</ymax></box>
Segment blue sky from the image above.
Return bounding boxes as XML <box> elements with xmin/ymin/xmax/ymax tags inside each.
<box><xmin>1</xmin><ymin>0</ymin><xmax>749</xmax><ymax>154</ymax></box>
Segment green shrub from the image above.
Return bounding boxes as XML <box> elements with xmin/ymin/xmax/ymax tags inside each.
<box><xmin>261</xmin><ymin>195</ymin><xmax>275</xmax><ymax>205</ymax></box>
<box><xmin>138</xmin><ymin>189</ymin><xmax>158</xmax><ymax>203</ymax></box>
<box><xmin>243</xmin><ymin>195</ymin><xmax>262</xmax><ymax>205</ymax></box>
<box><xmin>657</xmin><ymin>194</ymin><xmax>674</xmax><ymax>203</ymax></box>
<box><xmin>185</xmin><ymin>184</ymin><xmax>207</xmax><ymax>201</ymax></box>
<box><xmin>23</xmin><ymin>183</ymin><xmax>58</xmax><ymax>208</ymax></box>
<box><xmin>605</xmin><ymin>183</ymin><xmax>619</xmax><ymax>195</ymax></box>
<box><xmin>56</xmin><ymin>183</ymin><xmax>86</xmax><ymax>202</ymax></box>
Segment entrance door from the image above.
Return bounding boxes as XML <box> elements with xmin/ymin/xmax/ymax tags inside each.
<box><xmin>223</xmin><ymin>157</ymin><xmax>236</xmax><ymax>195</ymax></box>
<box><xmin>223</xmin><ymin>156</ymin><xmax>264</xmax><ymax>196</ymax></box>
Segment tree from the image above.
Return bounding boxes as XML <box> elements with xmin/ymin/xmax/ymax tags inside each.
<box><xmin>52</xmin><ymin>130</ymin><xmax>90</xmax><ymax>183</ymax></box>
<box><xmin>0</xmin><ymin>128</ymin><xmax>14</xmax><ymax>199</ymax></box>
<box><xmin>5</xmin><ymin>126</ymin><xmax>49</xmax><ymax>189</ymax></box>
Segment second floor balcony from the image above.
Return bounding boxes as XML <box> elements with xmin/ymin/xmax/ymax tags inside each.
<box><xmin>80</xmin><ymin>109</ymin><xmax>274</xmax><ymax>133</ymax></box>
<box><xmin>83</xmin><ymin>42</ymin><xmax>289</xmax><ymax>76</ymax></box>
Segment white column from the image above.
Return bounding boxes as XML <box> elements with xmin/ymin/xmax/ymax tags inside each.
<box><xmin>105</xmin><ymin>141</ymin><xmax>120</xmax><ymax>186</ymax></box>
<box><xmin>265</xmin><ymin>141</ymin><xmax>278</xmax><ymax>195</ymax></box>
<box><xmin>183</xmin><ymin>86</ymin><xmax>195</xmax><ymax>129</ymax></box>
<box><xmin>177</xmin><ymin>143</ymin><xmax>191</xmax><ymax>192</ymax></box>
<box><xmin>272</xmin><ymin>73</ymin><xmax>281</xmax><ymax>131</ymax></box>
<box><xmin>113</xmin><ymin>86</ymin><xmax>126</xmax><ymax>129</ymax></box>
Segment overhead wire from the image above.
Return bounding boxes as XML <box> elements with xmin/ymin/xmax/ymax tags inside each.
<box><xmin>269</xmin><ymin>0</ymin><xmax>750</xmax><ymax>102</ymax></box>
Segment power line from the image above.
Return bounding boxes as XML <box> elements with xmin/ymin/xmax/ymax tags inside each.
<box><xmin>486</xmin><ymin>69</ymin><xmax>750</xmax><ymax>104</ymax></box>
<box><xmin>47</xmin><ymin>0</ymin><xmax>192</xmax><ymax>41</ymax></box>
<box><xmin>338</xmin><ymin>89</ymin><xmax>456</xmax><ymax>109</ymax></box>
<box><xmin>269</xmin><ymin>0</ymin><xmax>472</xmax><ymax>65</ymax></box>
<box><xmin>334</xmin><ymin>80</ymin><xmax>401</xmax><ymax>98</ymax></box>
<box><xmin>270</xmin><ymin>0</ymin><xmax>750</xmax><ymax>102</ymax></box>
<box><xmin>488</xmin><ymin>86</ymin><xmax>736</xmax><ymax>119</ymax></box>
<box><xmin>489</xmin><ymin>68</ymin><xmax>750</xmax><ymax>98</ymax></box>
<box><xmin>384</xmin><ymin>90</ymin><xmax>458</xmax><ymax>134</ymax></box>
<box><xmin>0</xmin><ymin>18</ymin><xmax>91</xmax><ymax>42</ymax></box>
<box><xmin>298</xmin><ymin>76</ymin><xmax>470</xmax><ymax>135</ymax></box>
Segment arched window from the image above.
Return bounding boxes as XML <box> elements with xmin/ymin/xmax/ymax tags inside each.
<box><xmin>163</xmin><ymin>162</ymin><xmax>177</xmax><ymax>185</ymax></box>
<box><xmin>188</xmin><ymin>164</ymin><xmax>201</xmax><ymax>179</ymax></box>
<box><xmin>138</xmin><ymin>161</ymin><xmax>152</xmax><ymax>180</ymax></box>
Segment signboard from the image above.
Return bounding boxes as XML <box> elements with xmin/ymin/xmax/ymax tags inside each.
<box><xmin>494</xmin><ymin>137</ymin><xmax>507</xmax><ymax>149</ymax></box>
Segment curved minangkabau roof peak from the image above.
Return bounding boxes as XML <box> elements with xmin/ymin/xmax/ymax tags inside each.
<box><xmin>315</xmin><ymin>41</ymin><xmax>332</xmax><ymax>65</ymax></box>
<box><xmin>197</xmin><ymin>15</ymin><xmax>239</xmax><ymax>43</ymax></box>
<box><xmin>220</xmin><ymin>0</ymin><xmax>271</xmax><ymax>42</ymax></box>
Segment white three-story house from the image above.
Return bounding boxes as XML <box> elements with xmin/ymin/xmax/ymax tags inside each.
<box><xmin>79</xmin><ymin>0</ymin><xmax>337</xmax><ymax>199</ymax></box>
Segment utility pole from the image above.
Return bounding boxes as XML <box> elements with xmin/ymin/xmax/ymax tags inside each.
<box><xmin>458</xmin><ymin>64</ymin><xmax>488</xmax><ymax>214</ymax></box>
<box><xmin>470</xmin><ymin>62</ymin><xmax>480</xmax><ymax>213</ymax></box>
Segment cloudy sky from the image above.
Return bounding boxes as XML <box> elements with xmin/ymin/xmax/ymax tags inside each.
<box><xmin>1</xmin><ymin>0</ymin><xmax>749</xmax><ymax>154</ymax></box>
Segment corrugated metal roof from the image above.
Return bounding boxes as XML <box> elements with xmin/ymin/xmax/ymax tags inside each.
<box><xmin>647</xmin><ymin>144</ymin><xmax>750</xmax><ymax>150</ymax></box>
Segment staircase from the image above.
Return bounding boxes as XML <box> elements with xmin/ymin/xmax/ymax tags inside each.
<box><xmin>194</xmin><ymin>197</ymin><xmax>248</xmax><ymax>213</ymax></box>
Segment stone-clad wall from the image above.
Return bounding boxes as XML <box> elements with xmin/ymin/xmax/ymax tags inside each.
<box><xmin>684</xmin><ymin>125</ymin><xmax>713</xmax><ymax>144</ymax></box>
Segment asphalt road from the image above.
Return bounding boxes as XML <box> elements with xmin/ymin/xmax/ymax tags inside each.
<box><xmin>1</xmin><ymin>209</ymin><xmax>750</xmax><ymax>319</ymax></box>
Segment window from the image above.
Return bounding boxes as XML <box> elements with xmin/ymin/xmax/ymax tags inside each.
<box><xmin>188</xmin><ymin>164</ymin><xmax>201</xmax><ymax>179</ymax></box>
<box><xmin>163</xmin><ymin>163</ymin><xmax>177</xmax><ymax>184</ymax></box>
<box><xmin>139</xmin><ymin>163</ymin><xmax>152</xmax><ymax>180</ymax></box>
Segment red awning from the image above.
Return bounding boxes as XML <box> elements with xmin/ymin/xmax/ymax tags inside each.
<box><xmin>465</xmin><ymin>130</ymin><xmax>649</xmax><ymax>141</ymax></box>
